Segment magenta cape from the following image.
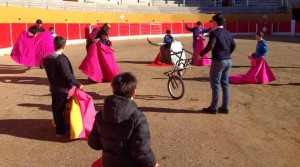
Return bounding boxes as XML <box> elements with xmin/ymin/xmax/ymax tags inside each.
<box><xmin>68</xmin><ymin>87</ymin><xmax>96</xmax><ymax>139</ymax></box>
<box><xmin>148</xmin><ymin>52</ymin><xmax>172</xmax><ymax>66</ymax></box>
<box><xmin>79</xmin><ymin>43</ymin><xmax>121</xmax><ymax>82</ymax></box>
<box><xmin>229</xmin><ymin>56</ymin><xmax>276</xmax><ymax>84</ymax></box>
<box><xmin>11</xmin><ymin>31</ymin><xmax>54</xmax><ymax>66</ymax></box>
<box><xmin>193</xmin><ymin>37</ymin><xmax>211</xmax><ymax>66</ymax></box>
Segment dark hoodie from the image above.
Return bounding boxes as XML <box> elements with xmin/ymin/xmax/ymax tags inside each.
<box><xmin>88</xmin><ymin>95</ymin><xmax>156</xmax><ymax>167</ymax></box>
<box><xmin>43</xmin><ymin>52</ymin><xmax>81</xmax><ymax>94</ymax></box>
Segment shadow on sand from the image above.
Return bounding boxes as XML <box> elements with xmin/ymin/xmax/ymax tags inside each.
<box><xmin>0</xmin><ymin>64</ymin><xmax>27</xmax><ymax>75</ymax></box>
<box><xmin>0</xmin><ymin>76</ymin><xmax>49</xmax><ymax>85</ymax></box>
<box><xmin>0</xmin><ymin>119</ymin><xmax>71</xmax><ymax>143</ymax></box>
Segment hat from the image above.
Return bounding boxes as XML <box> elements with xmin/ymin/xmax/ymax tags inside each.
<box><xmin>36</xmin><ymin>19</ymin><xmax>42</xmax><ymax>24</ymax></box>
<box><xmin>103</xmin><ymin>23</ymin><xmax>111</xmax><ymax>29</ymax></box>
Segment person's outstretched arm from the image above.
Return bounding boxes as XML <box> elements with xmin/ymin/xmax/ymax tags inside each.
<box><xmin>185</xmin><ymin>24</ymin><xmax>193</xmax><ymax>32</ymax></box>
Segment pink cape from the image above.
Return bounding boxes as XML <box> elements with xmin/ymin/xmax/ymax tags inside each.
<box><xmin>35</xmin><ymin>31</ymin><xmax>55</xmax><ymax>65</ymax></box>
<box><xmin>79</xmin><ymin>43</ymin><xmax>120</xmax><ymax>82</ymax></box>
<box><xmin>193</xmin><ymin>37</ymin><xmax>211</xmax><ymax>66</ymax></box>
<box><xmin>148</xmin><ymin>52</ymin><xmax>172</xmax><ymax>66</ymax></box>
<box><xmin>229</xmin><ymin>56</ymin><xmax>276</xmax><ymax>84</ymax></box>
<box><xmin>11</xmin><ymin>31</ymin><xmax>54</xmax><ymax>66</ymax></box>
<box><xmin>68</xmin><ymin>87</ymin><xmax>96</xmax><ymax>139</ymax></box>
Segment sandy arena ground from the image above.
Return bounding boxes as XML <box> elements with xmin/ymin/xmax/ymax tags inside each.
<box><xmin>0</xmin><ymin>35</ymin><xmax>299</xmax><ymax>167</ymax></box>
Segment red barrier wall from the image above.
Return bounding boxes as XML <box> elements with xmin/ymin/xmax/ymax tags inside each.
<box><xmin>0</xmin><ymin>23</ymin><xmax>11</xmax><ymax>48</ymax></box>
<box><xmin>68</xmin><ymin>23</ymin><xmax>80</xmax><ymax>40</ymax></box>
<box><xmin>226</xmin><ymin>22</ymin><xmax>238</xmax><ymax>33</ymax></box>
<box><xmin>0</xmin><ymin>21</ymin><xmax>295</xmax><ymax>49</ymax></box>
<box><xmin>141</xmin><ymin>23</ymin><xmax>150</xmax><ymax>35</ymax></box>
<box><xmin>11</xmin><ymin>23</ymin><xmax>27</xmax><ymax>45</ymax></box>
<box><xmin>296</xmin><ymin>22</ymin><xmax>300</xmax><ymax>33</ymax></box>
<box><xmin>237</xmin><ymin>22</ymin><xmax>249</xmax><ymax>33</ymax></box>
<box><xmin>162</xmin><ymin>23</ymin><xmax>172</xmax><ymax>34</ymax></box>
<box><xmin>43</xmin><ymin>23</ymin><xmax>55</xmax><ymax>32</ymax></box>
<box><xmin>119</xmin><ymin>23</ymin><xmax>129</xmax><ymax>36</ymax></box>
<box><xmin>130</xmin><ymin>23</ymin><xmax>141</xmax><ymax>36</ymax></box>
<box><xmin>249</xmin><ymin>22</ymin><xmax>257</xmax><ymax>33</ymax></box>
<box><xmin>55</xmin><ymin>23</ymin><xmax>68</xmax><ymax>39</ymax></box>
<box><xmin>172</xmin><ymin>23</ymin><xmax>182</xmax><ymax>34</ymax></box>
<box><xmin>278</xmin><ymin>22</ymin><xmax>291</xmax><ymax>32</ymax></box>
<box><xmin>109</xmin><ymin>23</ymin><xmax>119</xmax><ymax>37</ymax></box>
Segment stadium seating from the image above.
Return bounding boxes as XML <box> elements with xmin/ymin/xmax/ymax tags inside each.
<box><xmin>0</xmin><ymin>0</ymin><xmax>288</xmax><ymax>14</ymax></box>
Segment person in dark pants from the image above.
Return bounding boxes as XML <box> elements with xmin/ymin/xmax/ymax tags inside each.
<box><xmin>43</xmin><ymin>36</ymin><xmax>84</xmax><ymax>136</ymax></box>
<box><xmin>198</xmin><ymin>14</ymin><xmax>236</xmax><ymax>114</ymax></box>
<box><xmin>88</xmin><ymin>72</ymin><xmax>159</xmax><ymax>167</ymax></box>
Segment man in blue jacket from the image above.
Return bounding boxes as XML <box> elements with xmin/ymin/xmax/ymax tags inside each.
<box><xmin>199</xmin><ymin>14</ymin><xmax>236</xmax><ymax>114</ymax></box>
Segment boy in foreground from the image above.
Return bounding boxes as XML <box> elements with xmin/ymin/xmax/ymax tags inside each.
<box><xmin>88</xmin><ymin>72</ymin><xmax>159</xmax><ymax>167</ymax></box>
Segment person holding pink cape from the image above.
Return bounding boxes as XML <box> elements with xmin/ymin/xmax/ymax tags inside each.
<box><xmin>11</xmin><ymin>19</ymin><xmax>54</xmax><ymax>70</ymax></box>
<box><xmin>229</xmin><ymin>32</ymin><xmax>276</xmax><ymax>84</ymax></box>
<box><xmin>43</xmin><ymin>36</ymin><xmax>84</xmax><ymax>137</ymax></box>
<box><xmin>79</xmin><ymin>29</ymin><xmax>120</xmax><ymax>83</ymax></box>
<box><xmin>186</xmin><ymin>21</ymin><xmax>211</xmax><ymax>66</ymax></box>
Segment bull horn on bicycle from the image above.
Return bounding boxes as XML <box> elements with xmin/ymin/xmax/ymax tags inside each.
<box><xmin>147</xmin><ymin>38</ymin><xmax>165</xmax><ymax>46</ymax></box>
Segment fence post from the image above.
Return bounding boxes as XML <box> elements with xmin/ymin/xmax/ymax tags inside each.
<box><xmin>66</xmin><ymin>23</ymin><xmax>69</xmax><ymax>40</ymax></box>
<box><xmin>10</xmin><ymin>23</ymin><xmax>13</xmax><ymax>47</ymax></box>
<box><xmin>79</xmin><ymin>23</ymin><xmax>81</xmax><ymax>39</ymax></box>
<box><xmin>129</xmin><ymin>22</ymin><xmax>130</xmax><ymax>36</ymax></box>
<box><xmin>118</xmin><ymin>23</ymin><xmax>120</xmax><ymax>36</ymax></box>
<box><xmin>291</xmin><ymin>20</ymin><xmax>296</xmax><ymax>36</ymax></box>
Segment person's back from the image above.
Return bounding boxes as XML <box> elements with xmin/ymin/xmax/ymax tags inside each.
<box><xmin>209</xmin><ymin>28</ymin><xmax>235</xmax><ymax>61</ymax></box>
<box><xmin>88</xmin><ymin>72</ymin><xmax>158</xmax><ymax>167</ymax></box>
<box><xmin>43</xmin><ymin>36</ymin><xmax>81</xmax><ymax>94</ymax></box>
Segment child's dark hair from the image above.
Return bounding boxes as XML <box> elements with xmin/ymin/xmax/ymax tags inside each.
<box><xmin>256</xmin><ymin>32</ymin><xmax>264</xmax><ymax>37</ymax></box>
<box><xmin>49</xmin><ymin>27</ymin><xmax>54</xmax><ymax>31</ymax></box>
<box><xmin>54</xmin><ymin>36</ymin><xmax>66</xmax><ymax>51</ymax></box>
<box><xmin>166</xmin><ymin>29</ymin><xmax>171</xmax><ymax>34</ymax></box>
<box><xmin>196</xmin><ymin>21</ymin><xmax>202</xmax><ymax>25</ymax></box>
<box><xmin>111</xmin><ymin>72</ymin><xmax>137</xmax><ymax>98</ymax></box>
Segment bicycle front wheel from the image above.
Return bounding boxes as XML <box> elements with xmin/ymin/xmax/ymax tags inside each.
<box><xmin>167</xmin><ymin>76</ymin><xmax>185</xmax><ymax>100</ymax></box>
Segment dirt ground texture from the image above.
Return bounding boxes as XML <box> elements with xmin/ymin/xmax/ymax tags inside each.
<box><xmin>0</xmin><ymin>35</ymin><xmax>299</xmax><ymax>167</ymax></box>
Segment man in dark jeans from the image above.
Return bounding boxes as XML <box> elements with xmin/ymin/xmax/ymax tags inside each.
<box><xmin>198</xmin><ymin>14</ymin><xmax>236</xmax><ymax>114</ymax></box>
<box><xmin>43</xmin><ymin>36</ymin><xmax>84</xmax><ymax>136</ymax></box>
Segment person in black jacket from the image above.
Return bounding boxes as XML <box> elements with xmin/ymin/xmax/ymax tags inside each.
<box><xmin>88</xmin><ymin>72</ymin><xmax>159</xmax><ymax>167</ymax></box>
<box><xmin>43</xmin><ymin>36</ymin><xmax>83</xmax><ymax>136</ymax></box>
<box><xmin>198</xmin><ymin>14</ymin><xmax>236</xmax><ymax>114</ymax></box>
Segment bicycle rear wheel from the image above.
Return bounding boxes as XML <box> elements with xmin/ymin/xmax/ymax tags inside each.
<box><xmin>167</xmin><ymin>76</ymin><xmax>185</xmax><ymax>100</ymax></box>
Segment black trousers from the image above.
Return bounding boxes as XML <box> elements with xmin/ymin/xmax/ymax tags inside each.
<box><xmin>51</xmin><ymin>93</ymin><xmax>68</xmax><ymax>134</ymax></box>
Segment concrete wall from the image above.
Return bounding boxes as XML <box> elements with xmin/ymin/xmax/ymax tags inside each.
<box><xmin>0</xmin><ymin>6</ymin><xmax>292</xmax><ymax>24</ymax></box>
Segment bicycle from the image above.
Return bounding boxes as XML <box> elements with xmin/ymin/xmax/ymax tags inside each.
<box><xmin>164</xmin><ymin>58</ymin><xmax>192</xmax><ymax>100</ymax></box>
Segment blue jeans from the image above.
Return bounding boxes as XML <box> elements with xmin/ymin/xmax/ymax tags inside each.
<box><xmin>209</xmin><ymin>59</ymin><xmax>231</xmax><ymax>110</ymax></box>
